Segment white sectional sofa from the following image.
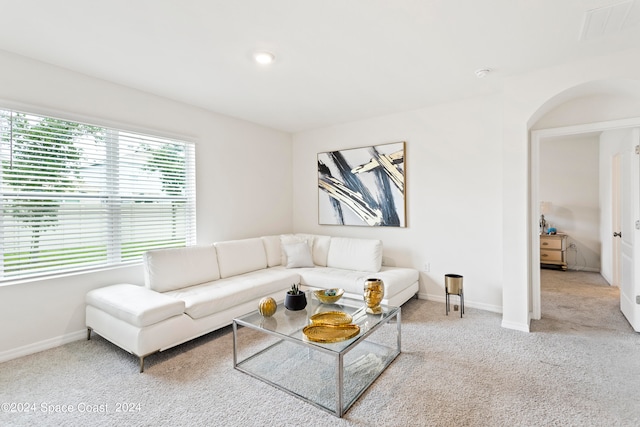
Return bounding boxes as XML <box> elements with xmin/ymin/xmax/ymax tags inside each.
<box><xmin>86</xmin><ymin>234</ymin><xmax>419</xmax><ymax>371</ymax></box>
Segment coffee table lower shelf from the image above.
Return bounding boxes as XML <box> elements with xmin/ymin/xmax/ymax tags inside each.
<box><xmin>233</xmin><ymin>307</ymin><xmax>400</xmax><ymax>417</ymax></box>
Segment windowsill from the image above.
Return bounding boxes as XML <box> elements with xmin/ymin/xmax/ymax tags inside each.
<box><xmin>0</xmin><ymin>262</ymin><xmax>142</xmax><ymax>288</ymax></box>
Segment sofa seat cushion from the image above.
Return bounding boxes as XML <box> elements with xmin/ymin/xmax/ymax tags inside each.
<box><xmin>165</xmin><ymin>267</ymin><xmax>300</xmax><ymax>319</ymax></box>
<box><xmin>299</xmin><ymin>266</ymin><xmax>418</xmax><ymax>299</ymax></box>
<box><xmin>86</xmin><ymin>284</ymin><xmax>185</xmax><ymax>328</ymax></box>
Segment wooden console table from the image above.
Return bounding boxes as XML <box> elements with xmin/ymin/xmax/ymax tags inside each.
<box><xmin>540</xmin><ymin>233</ymin><xmax>567</xmax><ymax>270</ymax></box>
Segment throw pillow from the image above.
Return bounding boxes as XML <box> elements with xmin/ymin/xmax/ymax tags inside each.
<box><xmin>283</xmin><ymin>242</ymin><xmax>315</xmax><ymax>268</ymax></box>
<box><xmin>280</xmin><ymin>234</ymin><xmax>314</xmax><ymax>266</ymax></box>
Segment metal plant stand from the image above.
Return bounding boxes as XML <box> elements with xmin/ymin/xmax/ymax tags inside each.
<box><xmin>445</xmin><ymin>274</ymin><xmax>464</xmax><ymax>317</ymax></box>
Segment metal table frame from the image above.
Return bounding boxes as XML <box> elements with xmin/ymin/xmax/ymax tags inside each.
<box><xmin>233</xmin><ymin>298</ymin><xmax>401</xmax><ymax>417</ymax></box>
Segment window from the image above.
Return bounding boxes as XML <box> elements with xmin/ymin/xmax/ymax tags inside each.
<box><xmin>0</xmin><ymin>109</ymin><xmax>196</xmax><ymax>281</ymax></box>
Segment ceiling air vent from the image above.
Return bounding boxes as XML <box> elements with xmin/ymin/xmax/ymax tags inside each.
<box><xmin>579</xmin><ymin>0</ymin><xmax>640</xmax><ymax>40</ymax></box>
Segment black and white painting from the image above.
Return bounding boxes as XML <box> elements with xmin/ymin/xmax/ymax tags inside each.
<box><xmin>318</xmin><ymin>141</ymin><xmax>406</xmax><ymax>227</ymax></box>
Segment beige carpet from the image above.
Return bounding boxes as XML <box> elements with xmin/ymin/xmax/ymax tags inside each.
<box><xmin>1</xmin><ymin>270</ymin><xmax>639</xmax><ymax>426</ymax></box>
<box><xmin>534</xmin><ymin>269</ymin><xmax>629</xmax><ymax>333</ymax></box>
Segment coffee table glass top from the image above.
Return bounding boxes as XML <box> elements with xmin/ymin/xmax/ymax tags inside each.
<box><xmin>235</xmin><ymin>292</ymin><xmax>399</xmax><ymax>352</ymax></box>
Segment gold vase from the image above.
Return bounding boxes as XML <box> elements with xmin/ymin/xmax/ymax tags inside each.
<box><xmin>364</xmin><ymin>278</ymin><xmax>384</xmax><ymax>314</ymax></box>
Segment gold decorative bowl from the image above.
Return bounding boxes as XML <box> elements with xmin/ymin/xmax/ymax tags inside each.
<box><xmin>303</xmin><ymin>324</ymin><xmax>360</xmax><ymax>343</ymax></box>
<box><xmin>310</xmin><ymin>311</ymin><xmax>352</xmax><ymax>325</ymax></box>
<box><xmin>314</xmin><ymin>288</ymin><xmax>344</xmax><ymax>304</ymax></box>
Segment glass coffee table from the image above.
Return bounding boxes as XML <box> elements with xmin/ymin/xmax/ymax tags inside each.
<box><xmin>232</xmin><ymin>292</ymin><xmax>401</xmax><ymax>417</ymax></box>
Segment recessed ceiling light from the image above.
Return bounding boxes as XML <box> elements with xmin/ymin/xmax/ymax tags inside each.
<box><xmin>253</xmin><ymin>51</ymin><xmax>275</xmax><ymax>65</ymax></box>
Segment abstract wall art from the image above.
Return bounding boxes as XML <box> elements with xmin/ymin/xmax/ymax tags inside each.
<box><xmin>318</xmin><ymin>141</ymin><xmax>406</xmax><ymax>227</ymax></box>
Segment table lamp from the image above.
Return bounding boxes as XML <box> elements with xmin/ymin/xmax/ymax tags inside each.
<box><xmin>540</xmin><ymin>201</ymin><xmax>551</xmax><ymax>234</ymax></box>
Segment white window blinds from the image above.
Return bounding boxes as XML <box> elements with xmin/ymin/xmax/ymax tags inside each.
<box><xmin>0</xmin><ymin>109</ymin><xmax>196</xmax><ymax>281</ymax></box>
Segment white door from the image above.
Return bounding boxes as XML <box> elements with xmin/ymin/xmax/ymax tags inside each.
<box><xmin>612</xmin><ymin>154</ymin><xmax>621</xmax><ymax>287</ymax></box>
<box><xmin>619</xmin><ymin>129</ymin><xmax>640</xmax><ymax>332</ymax></box>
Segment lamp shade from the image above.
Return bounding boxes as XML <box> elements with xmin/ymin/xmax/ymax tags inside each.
<box><xmin>540</xmin><ymin>201</ymin><xmax>552</xmax><ymax>215</ymax></box>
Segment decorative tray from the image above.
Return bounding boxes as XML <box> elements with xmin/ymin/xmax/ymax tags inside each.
<box><xmin>309</xmin><ymin>311</ymin><xmax>352</xmax><ymax>325</ymax></box>
<box><xmin>302</xmin><ymin>324</ymin><xmax>360</xmax><ymax>343</ymax></box>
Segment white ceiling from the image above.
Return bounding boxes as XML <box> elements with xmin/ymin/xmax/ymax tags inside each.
<box><xmin>1</xmin><ymin>0</ymin><xmax>640</xmax><ymax>133</ymax></box>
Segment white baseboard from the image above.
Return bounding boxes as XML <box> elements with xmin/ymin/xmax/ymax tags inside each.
<box><xmin>501</xmin><ymin>319</ymin><xmax>530</xmax><ymax>332</ymax></box>
<box><xmin>0</xmin><ymin>329</ymin><xmax>86</xmax><ymax>364</ymax></box>
<box><xmin>567</xmin><ymin>266</ymin><xmax>600</xmax><ymax>273</ymax></box>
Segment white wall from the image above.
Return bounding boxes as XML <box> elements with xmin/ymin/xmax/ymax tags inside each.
<box><xmin>539</xmin><ymin>135</ymin><xmax>601</xmax><ymax>271</ymax></box>
<box><xmin>292</xmin><ymin>47</ymin><xmax>640</xmax><ymax>334</ymax></box>
<box><xmin>533</xmin><ymin>92</ymin><xmax>640</xmax><ymax>130</ymax></box>
<box><xmin>0</xmin><ymin>51</ymin><xmax>293</xmax><ymax>359</ymax></box>
<box><xmin>292</xmin><ymin>95</ymin><xmax>504</xmax><ymax>313</ymax></box>
<box><xmin>502</xmin><ymin>47</ymin><xmax>640</xmax><ymax>331</ymax></box>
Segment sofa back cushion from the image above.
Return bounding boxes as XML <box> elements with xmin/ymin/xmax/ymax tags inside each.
<box><xmin>261</xmin><ymin>235</ymin><xmax>282</xmax><ymax>267</ymax></box>
<box><xmin>326</xmin><ymin>237</ymin><xmax>383</xmax><ymax>272</ymax></box>
<box><xmin>215</xmin><ymin>238</ymin><xmax>268</xmax><ymax>278</ymax></box>
<box><xmin>144</xmin><ymin>245</ymin><xmax>220</xmax><ymax>292</ymax></box>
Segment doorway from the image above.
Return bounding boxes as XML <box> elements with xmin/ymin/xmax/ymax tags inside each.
<box><xmin>530</xmin><ymin>117</ymin><xmax>640</xmax><ymax>321</ymax></box>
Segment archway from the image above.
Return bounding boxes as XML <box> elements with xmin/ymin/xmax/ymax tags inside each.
<box><xmin>528</xmin><ymin>79</ymin><xmax>640</xmax><ymax>321</ymax></box>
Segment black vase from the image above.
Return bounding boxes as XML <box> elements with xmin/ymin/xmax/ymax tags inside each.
<box><xmin>284</xmin><ymin>292</ymin><xmax>307</xmax><ymax>311</ymax></box>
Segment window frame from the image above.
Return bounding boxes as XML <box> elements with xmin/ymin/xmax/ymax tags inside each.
<box><xmin>0</xmin><ymin>105</ymin><xmax>197</xmax><ymax>283</ymax></box>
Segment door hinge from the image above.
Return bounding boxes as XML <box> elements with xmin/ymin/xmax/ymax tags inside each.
<box><xmin>636</xmin><ymin>145</ymin><xmax>640</xmax><ymax>154</ymax></box>
<box><xmin>636</xmin><ymin>295</ymin><xmax>640</xmax><ymax>304</ymax></box>
<box><xmin>636</xmin><ymin>220</ymin><xmax>640</xmax><ymax>230</ymax></box>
